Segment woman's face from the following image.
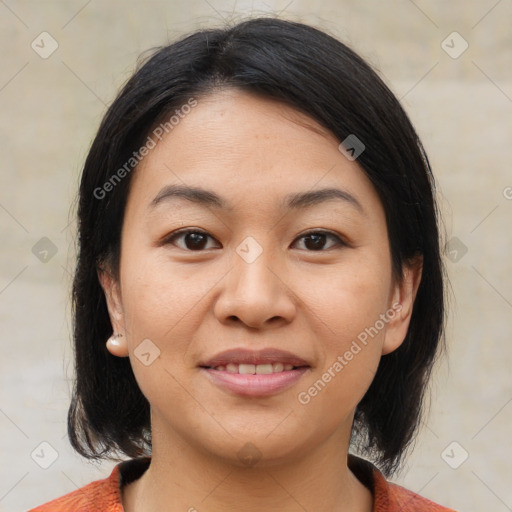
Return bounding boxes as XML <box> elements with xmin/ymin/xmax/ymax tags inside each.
<box><xmin>100</xmin><ymin>88</ymin><xmax>420</xmax><ymax>467</ymax></box>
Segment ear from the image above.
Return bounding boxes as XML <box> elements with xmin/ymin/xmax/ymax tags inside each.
<box><xmin>97</xmin><ymin>264</ymin><xmax>129</xmax><ymax>357</ymax></box>
<box><xmin>381</xmin><ymin>256</ymin><xmax>423</xmax><ymax>355</ymax></box>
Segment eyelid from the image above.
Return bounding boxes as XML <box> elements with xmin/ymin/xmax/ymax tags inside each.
<box><xmin>292</xmin><ymin>229</ymin><xmax>348</xmax><ymax>250</ymax></box>
<box><xmin>161</xmin><ymin>228</ymin><xmax>220</xmax><ymax>249</ymax></box>
<box><xmin>161</xmin><ymin>228</ymin><xmax>348</xmax><ymax>251</ymax></box>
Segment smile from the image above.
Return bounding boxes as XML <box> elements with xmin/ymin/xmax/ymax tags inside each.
<box><xmin>199</xmin><ymin>348</ymin><xmax>311</xmax><ymax>397</ymax></box>
<box><xmin>207</xmin><ymin>363</ymin><xmax>297</xmax><ymax>373</ymax></box>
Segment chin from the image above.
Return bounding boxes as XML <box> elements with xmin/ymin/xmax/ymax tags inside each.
<box><xmin>195</xmin><ymin>422</ymin><xmax>323</xmax><ymax>470</ymax></box>
<box><xmin>213</xmin><ymin>438</ymin><xmax>311</xmax><ymax>469</ymax></box>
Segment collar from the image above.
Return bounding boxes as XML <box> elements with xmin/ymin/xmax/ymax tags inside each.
<box><xmin>113</xmin><ymin>455</ymin><xmax>453</xmax><ymax>511</ymax></box>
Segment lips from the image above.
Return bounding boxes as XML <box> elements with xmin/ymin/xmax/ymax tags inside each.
<box><xmin>199</xmin><ymin>348</ymin><xmax>310</xmax><ymax>369</ymax></box>
<box><xmin>199</xmin><ymin>348</ymin><xmax>311</xmax><ymax>397</ymax></box>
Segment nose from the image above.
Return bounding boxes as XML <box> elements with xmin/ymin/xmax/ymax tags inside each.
<box><xmin>213</xmin><ymin>241</ymin><xmax>297</xmax><ymax>329</ymax></box>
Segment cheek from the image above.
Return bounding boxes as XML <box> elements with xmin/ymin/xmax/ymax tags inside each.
<box><xmin>295</xmin><ymin>281</ymin><xmax>388</xmax><ymax>428</ymax></box>
<box><xmin>118</xmin><ymin>254</ymin><xmax>198</xmax><ymax>407</ymax></box>
<box><xmin>120</xmin><ymin>252</ymin><xmax>202</xmax><ymax>334</ymax></box>
<box><xmin>293</xmin><ymin>254</ymin><xmax>391</xmax><ymax>406</ymax></box>
<box><xmin>119</xmin><ymin>249</ymin><xmax>227</xmax><ymax>384</ymax></box>
<box><xmin>298</xmin><ymin>255</ymin><xmax>391</xmax><ymax>342</ymax></box>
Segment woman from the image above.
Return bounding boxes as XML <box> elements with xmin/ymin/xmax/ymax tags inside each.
<box><xmin>29</xmin><ymin>16</ymin><xmax>455</xmax><ymax>512</ymax></box>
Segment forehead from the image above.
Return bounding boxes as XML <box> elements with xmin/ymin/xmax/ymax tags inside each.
<box><xmin>126</xmin><ymin>89</ymin><xmax>383</xmax><ymax>219</ymax></box>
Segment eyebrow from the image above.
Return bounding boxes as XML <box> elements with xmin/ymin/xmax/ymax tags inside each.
<box><xmin>149</xmin><ymin>184</ymin><xmax>364</xmax><ymax>214</ymax></box>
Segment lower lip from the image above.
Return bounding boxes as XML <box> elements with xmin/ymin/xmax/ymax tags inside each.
<box><xmin>201</xmin><ymin>367</ymin><xmax>310</xmax><ymax>397</ymax></box>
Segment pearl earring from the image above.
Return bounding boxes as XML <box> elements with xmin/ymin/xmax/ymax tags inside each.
<box><xmin>106</xmin><ymin>333</ymin><xmax>129</xmax><ymax>357</ymax></box>
<box><xmin>106</xmin><ymin>333</ymin><xmax>124</xmax><ymax>348</ymax></box>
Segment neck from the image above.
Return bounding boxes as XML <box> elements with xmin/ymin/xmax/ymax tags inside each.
<box><xmin>122</xmin><ymin>418</ymin><xmax>373</xmax><ymax>512</ymax></box>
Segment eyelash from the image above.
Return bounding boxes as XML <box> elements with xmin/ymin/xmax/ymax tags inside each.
<box><xmin>162</xmin><ymin>228</ymin><xmax>347</xmax><ymax>252</ymax></box>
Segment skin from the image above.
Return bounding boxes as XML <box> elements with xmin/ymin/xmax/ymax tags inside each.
<box><xmin>99</xmin><ymin>88</ymin><xmax>422</xmax><ymax>512</ymax></box>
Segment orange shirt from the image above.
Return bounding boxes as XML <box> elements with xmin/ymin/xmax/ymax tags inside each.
<box><xmin>28</xmin><ymin>455</ymin><xmax>457</xmax><ymax>511</ymax></box>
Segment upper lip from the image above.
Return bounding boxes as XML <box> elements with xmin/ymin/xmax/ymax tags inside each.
<box><xmin>200</xmin><ymin>348</ymin><xmax>310</xmax><ymax>368</ymax></box>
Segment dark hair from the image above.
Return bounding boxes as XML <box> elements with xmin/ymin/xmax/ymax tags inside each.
<box><xmin>68</xmin><ymin>15</ymin><xmax>446</xmax><ymax>476</ymax></box>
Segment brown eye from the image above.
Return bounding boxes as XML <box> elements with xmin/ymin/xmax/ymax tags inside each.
<box><xmin>293</xmin><ymin>231</ymin><xmax>345</xmax><ymax>251</ymax></box>
<box><xmin>164</xmin><ymin>229</ymin><xmax>220</xmax><ymax>251</ymax></box>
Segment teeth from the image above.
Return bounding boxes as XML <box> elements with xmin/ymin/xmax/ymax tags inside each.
<box><xmin>226</xmin><ymin>363</ymin><xmax>238</xmax><ymax>373</ymax></box>
<box><xmin>212</xmin><ymin>362</ymin><xmax>297</xmax><ymax>373</ymax></box>
<box><xmin>256</xmin><ymin>364</ymin><xmax>273</xmax><ymax>374</ymax></box>
<box><xmin>273</xmin><ymin>363</ymin><xmax>284</xmax><ymax>372</ymax></box>
<box><xmin>239</xmin><ymin>364</ymin><xmax>256</xmax><ymax>374</ymax></box>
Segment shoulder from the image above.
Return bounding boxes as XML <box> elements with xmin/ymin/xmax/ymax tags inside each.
<box><xmin>27</xmin><ymin>457</ymin><xmax>151</xmax><ymax>512</ymax></box>
<box><xmin>27</xmin><ymin>464</ymin><xmax>122</xmax><ymax>512</ymax></box>
<box><xmin>385</xmin><ymin>480</ymin><xmax>458</xmax><ymax>511</ymax></box>
<box><xmin>348</xmin><ymin>455</ymin><xmax>458</xmax><ymax>512</ymax></box>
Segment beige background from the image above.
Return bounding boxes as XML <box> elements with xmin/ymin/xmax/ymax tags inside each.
<box><xmin>1</xmin><ymin>1</ymin><xmax>511</xmax><ymax>511</ymax></box>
